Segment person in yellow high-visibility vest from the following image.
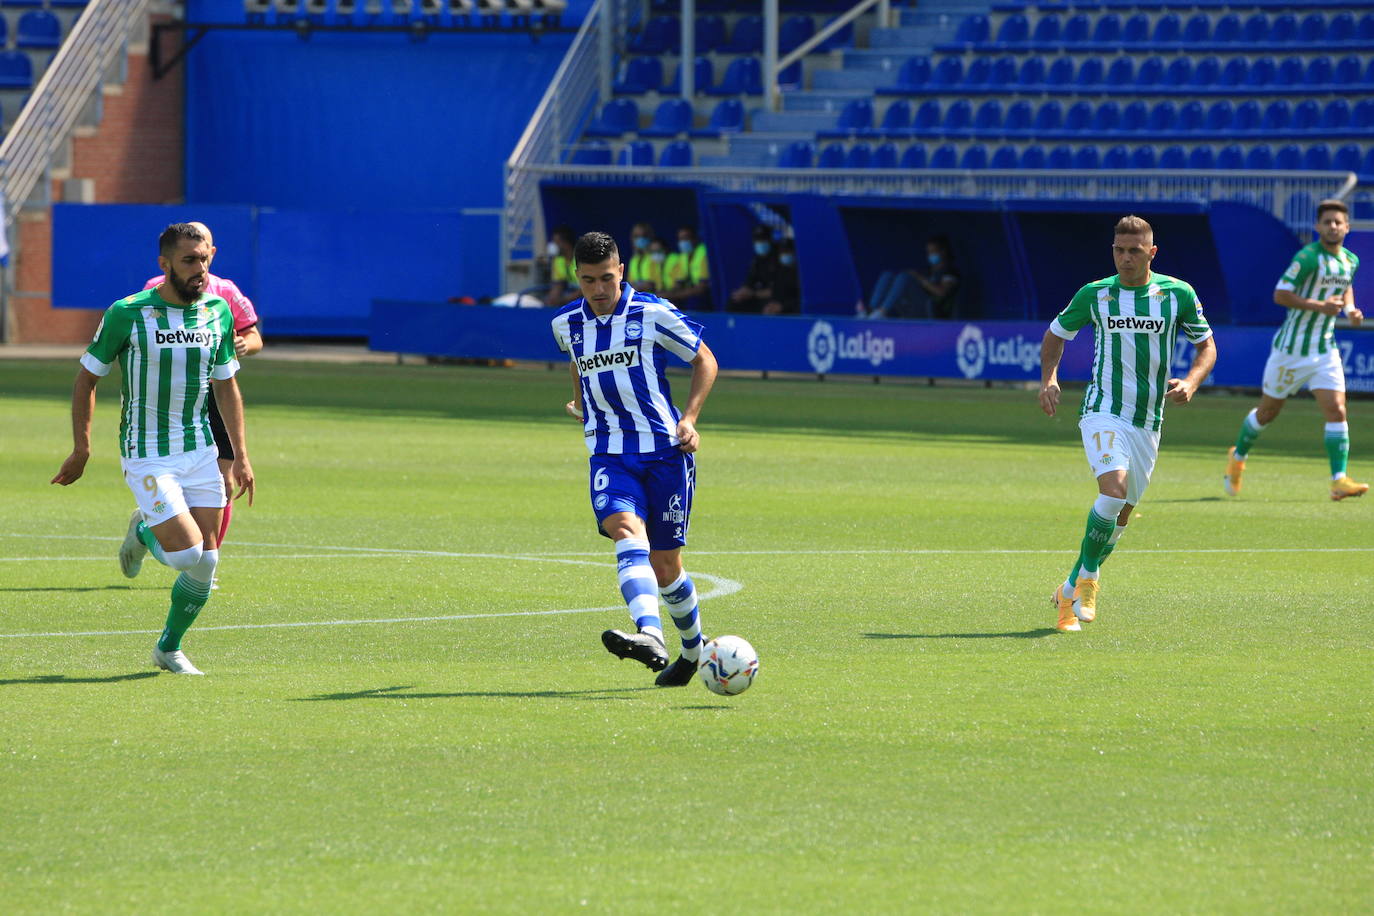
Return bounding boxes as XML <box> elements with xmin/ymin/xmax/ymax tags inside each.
<box><xmin>663</xmin><ymin>225</ymin><xmax>711</xmax><ymax>309</ymax></box>
<box><xmin>625</xmin><ymin>222</ymin><xmax>658</xmax><ymax>291</ymax></box>
<box><xmin>543</xmin><ymin>225</ymin><xmax>580</xmax><ymax>307</ymax></box>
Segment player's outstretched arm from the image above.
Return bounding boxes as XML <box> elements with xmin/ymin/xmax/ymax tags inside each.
<box><xmin>51</xmin><ymin>369</ymin><xmax>100</xmax><ymax>486</ymax></box>
<box><xmin>1038</xmin><ymin>330</ymin><xmax>1065</xmax><ymax>417</ymax></box>
<box><xmin>211</xmin><ymin>376</ymin><xmax>255</xmax><ymax>506</ymax></box>
<box><xmin>676</xmin><ymin>342</ymin><xmax>719</xmax><ymax>453</ymax></box>
<box><xmin>1274</xmin><ymin>288</ymin><xmax>1343</xmax><ymax>316</ymax></box>
<box><xmin>1165</xmin><ymin>336</ymin><xmax>1218</xmax><ymax>404</ymax></box>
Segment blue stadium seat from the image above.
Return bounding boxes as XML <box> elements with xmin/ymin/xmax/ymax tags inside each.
<box><xmin>990</xmin><ymin>145</ymin><xmax>1018</xmax><ymax>168</ymax></box>
<box><xmin>1333</xmin><ymin>144</ymin><xmax>1362</xmax><ymax>173</ymax></box>
<box><xmin>1034</xmin><ymin>100</ymin><xmax>1062</xmax><ymax>131</ymax></box>
<box><xmin>1269</xmin><ymin>14</ymin><xmax>1298</xmax><ymax>44</ymax></box>
<box><xmin>1366</xmin><ymin>59</ymin><xmax>1374</xmax><ymax>86</ymax></box>
<box><xmin>942</xmin><ymin>99</ymin><xmax>972</xmax><ymax>130</ymax></box>
<box><xmin>1018</xmin><ymin>57</ymin><xmax>1045</xmax><ymax>86</ymax></box>
<box><xmin>1159</xmin><ymin>145</ymin><xmax>1187</xmax><ymax>168</ymax></box>
<box><xmin>991</xmin><ymin>56</ymin><xmax>1017</xmax><ymax>88</ymax></box>
<box><xmin>1103</xmin><ymin>145</ymin><xmax>1130</xmax><ymax>169</ymax></box>
<box><xmin>695</xmin><ymin>15</ymin><xmax>726</xmax><ymax>53</ymax></box>
<box><xmin>818</xmin><ymin>142</ymin><xmax>846</xmax><ymax>168</ymax></box>
<box><xmin>779</xmin><ymin>140</ymin><xmax>814</xmax><ymax>168</ymax></box>
<box><xmin>1093</xmin><ymin>100</ymin><xmax>1120</xmax><ymax>131</ymax></box>
<box><xmin>1179</xmin><ymin>101</ymin><xmax>1204</xmax><ymax>132</ymax></box>
<box><xmin>1246</xmin><ymin>145</ymin><xmax>1273</xmax><ymax>169</ymax></box>
<box><xmin>913</xmin><ymin>99</ymin><xmax>941</xmax><ymax>130</ymax></box>
<box><xmin>1092</xmin><ymin>14</ymin><xmax>1120</xmax><ymax>43</ymax></box>
<box><xmin>640</xmin><ymin>98</ymin><xmax>693</xmax><ymax>137</ymax></box>
<box><xmin>1064</xmin><ymin>100</ymin><xmax>1093</xmax><ymax>131</ymax></box>
<box><xmin>664</xmin><ymin>57</ymin><xmax>714</xmax><ymax>95</ymax></box>
<box><xmin>1293</xmin><ymin>100</ymin><xmax>1320</xmax><ymax>130</ymax></box>
<box><xmin>900</xmin><ymin>143</ymin><xmax>927</xmax><ymax>168</ymax></box>
<box><xmin>1188</xmin><ymin>146</ymin><xmax>1215</xmax><ymax>169</ymax></box>
<box><xmin>1106</xmin><ymin>58</ymin><xmax>1133</xmax><ymax>86</ymax></box>
<box><xmin>1074</xmin><ymin>146</ymin><xmax>1100</xmax><ymax>169</ymax></box>
<box><xmin>845</xmin><ymin>143</ymin><xmax>873</xmax><ymax>168</ymax></box>
<box><xmin>960</xmin><ymin>145</ymin><xmax>988</xmax><ymax>169</ymax></box>
<box><xmin>570</xmin><ymin>141</ymin><xmax>612</xmax><ymax>165</ymax></box>
<box><xmin>1046</xmin><ymin>57</ymin><xmax>1074</xmax><ymax>86</ymax></box>
<box><xmin>1303</xmin><ymin>144</ymin><xmax>1330</xmax><ymax>170</ymax></box>
<box><xmin>1241</xmin><ymin>13</ymin><xmax>1269</xmax><ymax>43</ymax></box>
<box><xmin>1151</xmin><ymin>14</ymin><xmax>1179</xmax><ymax>44</ymax></box>
<box><xmin>1122</xmin><ymin>14</ymin><xmax>1149</xmax><ymax>44</ymax></box>
<box><xmin>1212</xmin><ymin>14</ymin><xmax>1240</xmax><ymax>44</ymax></box>
<box><xmin>953</xmin><ymin>14</ymin><xmax>989</xmax><ymax>45</ymax></box>
<box><xmin>629</xmin><ymin>16</ymin><xmax>677</xmax><ymax>55</ymax></box>
<box><xmin>931</xmin><ymin>144</ymin><xmax>959</xmax><ymax>168</ymax></box>
<box><xmin>1363</xmin><ymin>148</ymin><xmax>1374</xmax><ymax>177</ymax></box>
<box><xmin>709</xmin><ymin>57</ymin><xmax>762</xmax><ymax>95</ymax></box>
<box><xmin>701</xmin><ymin>98</ymin><xmax>744</xmax><ymax>134</ymax></box>
<box><xmin>614</xmin><ymin>57</ymin><xmax>662</xmax><ymax>94</ymax></box>
<box><xmin>617</xmin><ymin>141</ymin><xmax>654</xmax><ymax>166</ymax></box>
<box><xmin>1217</xmin><ymin>145</ymin><xmax>1245</xmax><ymax>169</ymax></box>
<box><xmin>1121</xmin><ymin>101</ymin><xmax>1149</xmax><ymax>132</ymax></box>
<box><xmin>1205</xmin><ymin>100</ymin><xmax>1233</xmax><ymax>131</ymax></box>
<box><xmin>873</xmin><ymin>142</ymin><xmax>899</xmax><ymax>168</ymax></box>
<box><xmin>1078</xmin><ymin>57</ymin><xmax>1104</xmax><ymax>86</ymax></box>
<box><xmin>0</xmin><ymin>51</ymin><xmax>34</xmax><ymax>89</ymax></box>
<box><xmin>1274</xmin><ymin>144</ymin><xmax>1302</xmax><ymax>170</ymax></box>
<box><xmin>724</xmin><ymin>16</ymin><xmax>763</xmax><ymax>53</ymax></box>
<box><xmin>1235</xmin><ymin>100</ymin><xmax>1261</xmax><ymax>131</ymax></box>
<box><xmin>1358</xmin><ymin>12</ymin><xmax>1374</xmax><ymax>42</ymax></box>
<box><xmin>899</xmin><ymin>56</ymin><xmax>931</xmax><ymax>87</ymax></box>
<box><xmin>995</xmin><ymin>14</ymin><xmax>1028</xmax><ymax>45</ymax></box>
<box><xmin>879</xmin><ymin>99</ymin><xmax>911</xmax><ymax>133</ymax></box>
<box><xmin>837</xmin><ymin>98</ymin><xmax>874</xmax><ymax>131</ymax></box>
<box><xmin>1276</xmin><ymin>57</ymin><xmax>1304</xmax><ymax>87</ymax></box>
<box><xmin>1005</xmin><ymin>100</ymin><xmax>1033</xmax><ymax>132</ymax></box>
<box><xmin>962</xmin><ymin>56</ymin><xmax>992</xmax><ymax>87</ymax></box>
<box><xmin>1164</xmin><ymin>57</ymin><xmax>1191</xmax><ymax>86</ymax></box>
<box><xmin>1181</xmin><ymin>14</ymin><xmax>1209</xmax><ymax>44</ymax></box>
<box><xmin>1353</xmin><ymin>99</ymin><xmax>1374</xmax><ymax>128</ymax></box>
<box><xmin>1326</xmin><ymin>12</ymin><xmax>1354</xmax><ymax>42</ymax></box>
<box><xmin>1261</xmin><ymin>100</ymin><xmax>1291</xmax><ymax>131</ymax></box>
<box><xmin>974</xmin><ymin>99</ymin><xmax>1003</xmax><ymax>130</ymax></box>
<box><xmin>16</xmin><ymin>10</ymin><xmax>60</xmax><ymax>49</ymax></box>
<box><xmin>1190</xmin><ymin>57</ymin><xmax>1220</xmax><ymax>87</ymax></box>
<box><xmin>586</xmin><ymin>98</ymin><xmax>639</xmax><ymax>137</ymax></box>
<box><xmin>1297</xmin><ymin>13</ymin><xmax>1324</xmax><ymax>43</ymax></box>
<box><xmin>779</xmin><ymin>15</ymin><xmax>815</xmax><ymax>54</ymax></box>
<box><xmin>931</xmin><ymin>57</ymin><xmax>963</xmax><ymax>87</ymax></box>
<box><xmin>1048</xmin><ymin>146</ymin><xmax>1074</xmax><ymax>169</ymax></box>
<box><xmin>1130</xmin><ymin>146</ymin><xmax>1157</xmax><ymax>169</ymax></box>
<box><xmin>1304</xmin><ymin>57</ymin><xmax>1332</xmax><ymax>87</ymax></box>
<box><xmin>1220</xmin><ymin>58</ymin><xmax>1248</xmax><ymax>87</ymax></box>
<box><xmin>1245</xmin><ymin>57</ymin><xmax>1275</xmax><ymax>87</ymax></box>
<box><xmin>1137</xmin><ymin>56</ymin><xmax>1164</xmax><ymax>87</ymax></box>
<box><xmin>1334</xmin><ymin>55</ymin><xmax>1361</xmax><ymax>85</ymax></box>
<box><xmin>1148</xmin><ymin>101</ymin><xmax>1176</xmax><ymax>132</ymax></box>
<box><xmin>1032</xmin><ymin>14</ymin><xmax>1060</xmax><ymax>44</ymax></box>
<box><xmin>1063</xmin><ymin>14</ymin><xmax>1090</xmax><ymax>44</ymax></box>
<box><xmin>1020</xmin><ymin>145</ymin><xmax>1047</xmax><ymax>169</ymax></box>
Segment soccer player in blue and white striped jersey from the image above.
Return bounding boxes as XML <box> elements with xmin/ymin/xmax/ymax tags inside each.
<box><xmin>551</xmin><ymin>232</ymin><xmax>720</xmax><ymax>686</ymax></box>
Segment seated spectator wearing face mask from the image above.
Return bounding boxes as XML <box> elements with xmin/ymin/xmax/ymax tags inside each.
<box><xmin>641</xmin><ymin>238</ymin><xmax>670</xmax><ymax>293</ymax></box>
<box><xmin>862</xmin><ymin>234</ymin><xmax>961</xmax><ymax>320</ymax></box>
<box><xmin>542</xmin><ymin>225</ymin><xmax>580</xmax><ymax>307</ymax></box>
<box><xmin>626</xmin><ymin>222</ymin><xmax>656</xmax><ymax>291</ymax></box>
<box><xmin>664</xmin><ymin>225</ymin><xmax>711</xmax><ymax>309</ymax></box>
<box><xmin>730</xmin><ymin>226</ymin><xmax>796</xmax><ymax>314</ymax></box>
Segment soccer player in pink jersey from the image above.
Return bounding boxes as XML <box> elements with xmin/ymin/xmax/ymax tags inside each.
<box><xmin>142</xmin><ymin>221</ymin><xmax>261</xmax><ymax>551</ymax></box>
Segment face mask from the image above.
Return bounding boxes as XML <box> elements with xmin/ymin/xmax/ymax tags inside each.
<box><xmin>928</xmin><ymin>253</ymin><xmax>941</xmax><ymax>266</ymax></box>
<box><xmin>779</xmin><ymin>254</ymin><xmax>795</xmax><ymax>266</ymax></box>
<box><xmin>651</xmin><ymin>252</ymin><xmax>666</xmax><ymax>263</ymax></box>
<box><xmin>547</xmin><ymin>242</ymin><xmax>560</xmax><ymax>257</ymax></box>
<box><xmin>678</xmin><ymin>240</ymin><xmax>694</xmax><ymax>254</ymax></box>
<box><xmin>754</xmin><ymin>241</ymin><xmax>770</xmax><ymax>256</ymax></box>
<box><xmin>634</xmin><ymin>236</ymin><xmax>650</xmax><ymax>250</ymax></box>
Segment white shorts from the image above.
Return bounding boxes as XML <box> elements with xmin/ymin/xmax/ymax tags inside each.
<box><xmin>1079</xmin><ymin>412</ymin><xmax>1160</xmax><ymax>507</ymax></box>
<box><xmin>121</xmin><ymin>445</ymin><xmax>225</xmax><ymax>526</ymax></box>
<box><xmin>1261</xmin><ymin>348</ymin><xmax>1345</xmax><ymax>399</ymax></box>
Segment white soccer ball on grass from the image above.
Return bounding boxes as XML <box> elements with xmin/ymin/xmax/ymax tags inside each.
<box><xmin>698</xmin><ymin>635</ymin><xmax>759</xmax><ymax>696</ymax></box>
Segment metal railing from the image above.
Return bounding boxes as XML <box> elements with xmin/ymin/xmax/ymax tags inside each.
<box><xmin>766</xmin><ymin>0</ymin><xmax>887</xmax><ymax>111</ymax></box>
<box><xmin>0</xmin><ymin>0</ymin><xmax>149</xmax><ymax>213</ymax></box>
<box><xmin>513</xmin><ymin>165</ymin><xmax>1358</xmax><ymax>236</ymax></box>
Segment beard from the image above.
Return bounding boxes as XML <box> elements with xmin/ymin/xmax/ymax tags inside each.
<box><xmin>166</xmin><ymin>270</ymin><xmax>202</xmax><ymax>303</ymax></box>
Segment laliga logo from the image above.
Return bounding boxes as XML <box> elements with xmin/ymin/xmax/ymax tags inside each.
<box><xmin>807</xmin><ymin>321</ymin><xmax>836</xmax><ymax>374</ymax></box>
<box><xmin>956</xmin><ymin>324</ymin><xmax>986</xmax><ymax>378</ymax></box>
<box><xmin>807</xmin><ymin>320</ymin><xmax>895</xmax><ymax>374</ymax></box>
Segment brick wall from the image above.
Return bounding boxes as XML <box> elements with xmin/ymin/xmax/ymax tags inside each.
<box><xmin>10</xmin><ymin>13</ymin><xmax>184</xmax><ymax>343</ymax></box>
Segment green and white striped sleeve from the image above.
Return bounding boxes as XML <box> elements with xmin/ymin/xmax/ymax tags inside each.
<box><xmin>1049</xmin><ymin>285</ymin><xmax>1096</xmax><ymax>340</ymax></box>
<box><xmin>1274</xmin><ymin>249</ymin><xmax>1316</xmax><ymax>295</ymax></box>
<box><xmin>1176</xmin><ymin>283</ymin><xmax>1213</xmax><ymax>343</ymax></box>
<box><xmin>209</xmin><ymin>305</ymin><xmax>240</xmax><ymax>381</ymax></box>
<box><xmin>79</xmin><ymin>303</ymin><xmax>132</xmax><ymax>377</ymax></box>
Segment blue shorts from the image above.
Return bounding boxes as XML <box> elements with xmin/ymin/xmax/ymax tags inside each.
<box><xmin>589</xmin><ymin>447</ymin><xmax>696</xmax><ymax>550</ymax></box>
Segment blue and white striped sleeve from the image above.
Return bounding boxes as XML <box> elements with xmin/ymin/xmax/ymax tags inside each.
<box><xmin>650</xmin><ymin>304</ymin><xmax>704</xmax><ymax>363</ymax></box>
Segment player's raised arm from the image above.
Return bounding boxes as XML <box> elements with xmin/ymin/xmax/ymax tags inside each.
<box><xmin>51</xmin><ymin>368</ymin><xmax>101</xmax><ymax>485</ymax></box>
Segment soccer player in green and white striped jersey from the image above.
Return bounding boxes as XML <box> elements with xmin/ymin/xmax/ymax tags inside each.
<box><xmin>1039</xmin><ymin>216</ymin><xmax>1217</xmax><ymax>632</ymax></box>
<box><xmin>1224</xmin><ymin>199</ymin><xmax>1367</xmax><ymax>501</ymax></box>
<box><xmin>51</xmin><ymin>223</ymin><xmax>256</xmax><ymax>675</ymax></box>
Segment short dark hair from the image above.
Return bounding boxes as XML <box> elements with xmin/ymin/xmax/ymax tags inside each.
<box><xmin>1316</xmin><ymin>199</ymin><xmax>1349</xmax><ymax>221</ymax></box>
<box><xmin>574</xmin><ymin>231</ymin><xmax>619</xmax><ymax>267</ymax></box>
<box><xmin>158</xmin><ymin>222</ymin><xmax>205</xmax><ymax>257</ymax></box>
<box><xmin>551</xmin><ymin>224</ymin><xmax>576</xmax><ymax>246</ymax></box>
<box><xmin>1114</xmin><ymin>215</ymin><xmax>1153</xmax><ymax>239</ymax></box>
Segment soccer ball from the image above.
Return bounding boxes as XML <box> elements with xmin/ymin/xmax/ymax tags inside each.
<box><xmin>698</xmin><ymin>635</ymin><xmax>758</xmax><ymax>696</ymax></box>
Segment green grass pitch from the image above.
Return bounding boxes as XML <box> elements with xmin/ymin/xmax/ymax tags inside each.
<box><xmin>2</xmin><ymin>358</ymin><xmax>1371</xmax><ymax>913</ymax></box>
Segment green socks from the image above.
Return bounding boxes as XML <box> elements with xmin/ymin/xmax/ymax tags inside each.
<box><xmin>1233</xmin><ymin>409</ymin><xmax>1265</xmax><ymax>460</ymax></box>
<box><xmin>157</xmin><ymin>572</ymin><xmax>212</xmax><ymax>652</ymax></box>
<box><xmin>1325</xmin><ymin>422</ymin><xmax>1350</xmax><ymax>478</ymax></box>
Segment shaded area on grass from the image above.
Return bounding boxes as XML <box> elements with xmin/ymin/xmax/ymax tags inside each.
<box><xmin>0</xmin><ymin>672</ymin><xmax>159</xmax><ymax>686</ymax></box>
<box><xmin>864</xmin><ymin>629</ymin><xmax>1059</xmax><ymax>640</ymax></box>
<box><xmin>295</xmin><ymin>684</ymin><xmax>657</xmax><ymax>702</ymax></box>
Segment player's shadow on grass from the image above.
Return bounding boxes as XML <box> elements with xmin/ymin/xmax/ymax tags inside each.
<box><xmin>863</xmin><ymin>629</ymin><xmax>1059</xmax><ymax>640</ymax></box>
<box><xmin>295</xmin><ymin>684</ymin><xmax>657</xmax><ymax>702</ymax></box>
<box><xmin>0</xmin><ymin>585</ymin><xmax>163</xmax><ymax>593</ymax></box>
<box><xmin>0</xmin><ymin>672</ymin><xmax>159</xmax><ymax>686</ymax></box>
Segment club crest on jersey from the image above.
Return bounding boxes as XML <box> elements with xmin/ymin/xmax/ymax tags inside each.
<box><xmin>624</xmin><ymin>321</ymin><xmax>643</xmax><ymax>340</ymax></box>
<box><xmin>576</xmin><ymin>347</ymin><xmax>639</xmax><ymax>374</ymax></box>
<box><xmin>1105</xmin><ymin>315</ymin><xmax>1165</xmax><ymax>335</ymax></box>
<box><xmin>154</xmin><ymin>327</ymin><xmax>217</xmax><ymax>348</ymax></box>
